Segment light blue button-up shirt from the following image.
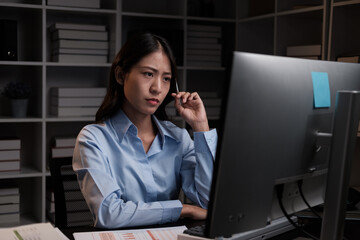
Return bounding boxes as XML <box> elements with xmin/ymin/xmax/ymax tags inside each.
<box><xmin>73</xmin><ymin>110</ymin><xmax>217</xmax><ymax>229</ymax></box>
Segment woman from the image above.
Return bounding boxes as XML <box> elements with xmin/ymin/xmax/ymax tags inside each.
<box><xmin>73</xmin><ymin>33</ymin><xmax>217</xmax><ymax>228</ymax></box>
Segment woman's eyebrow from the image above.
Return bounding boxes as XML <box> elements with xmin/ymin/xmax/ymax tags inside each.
<box><xmin>138</xmin><ymin>66</ymin><xmax>171</xmax><ymax>75</ymax></box>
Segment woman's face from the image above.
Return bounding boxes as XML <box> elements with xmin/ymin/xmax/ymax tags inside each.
<box><xmin>119</xmin><ymin>50</ymin><xmax>172</xmax><ymax>118</ymax></box>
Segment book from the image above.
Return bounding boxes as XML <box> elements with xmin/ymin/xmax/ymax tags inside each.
<box><xmin>63</xmin><ymin>180</ymin><xmax>81</xmax><ymax>190</ymax></box>
<box><xmin>50</xmin><ymin>87</ymin><xmax>106</xmax><ymax>98</ymax></box>
<box><xmin>47</xmin><ymin>0</ymin><xmax>100</xmax><ymax>9</ymax></box>
<box><xmin>187</xmin><ymin>55</ymin><xmax>221</xmax><ymax>62</ymax></box>
<box><xmin>51</xmin><ymin>147</ymin><xmax>74</xmax><ymax>158</ymax></box>
<box><xmin>187</xmin><ymin>25</ymin><xmax>221</xmax><ymax>33</ymax></box>
<box><xmin>187</xmin><ymin>31</ymin><xmax>221</xmax><ymax>38</ymax></box>
<box><xmin>50</xmin><ymin>106</ymin><xmax>98</xmax><ymax>117</ymax></box>
<box><xmin>52</xmin><ymin>53</ymin><xmax>108</xmax><ymax>63</ymax></box>
<box><xmin>205</xmin><ymin>107</ymin><xmax>221</xmax><ymax>116</ymax></box>
<box><xmin>286</xmin><ymin>44</ymin><xmax>322</xmax><ymax>57</ymax></box>
<box><xmin>0</xmin><ymin>194</ymin><xmax>20</xmax><ymax>204</ymax></box>
<box><xmin>54</xmin><ymin>137</ymin><xmax>76</xmax><ymax>148</ymax></box>
<box><xmin>0</xmin><ymin>212</ymin><xmax>19</xmax><ymax>224</ymax></box>
<box><xmin>51</xmin><ymin>97</ymin><xmax>103</xmax><ymax>107</ymax></box>
<box><xmin>52</xmin><ymin>29</ymin><xmax>108</xmax><ymax>41</ymax></box>
<box><xmin>0</xmin><ymin>161</ymin><xmax>20</xmax><ymax>172</ymax></box>
<box><xmin>202</xmin><ymin>98</ymin><xmax>222</xmax><ymax>107</ymax></box>
<box><xmin>47</xmin><ymin>199</ymin><xmax>89</xmax><ymax>213</ymax></box>
<box><xmin>53</xmin><ymin>39</ymin><xmax>109</xmax><ymax>49</ymax></box>
<box><xmin>49</xmin><ymin>23</ymin><xmax>106</xmax><ymax>32</ymax></box>
<box><xmin>52</xmin><ymin>48</ymin><xmax>108</xmax><ymax>55</ymax></box>
<box><xmin>0</xmin><ymin>187</ymin><xmax>19</xmax><ymax>196</ymax></box>
<box><xmin>198</xmin><ymin>92</ymin><xmax>218</xmax><ymax>98</ymax></box>
<box><xmin>187</xmin><ymin>43</ymin><xmax>222</xmax><ymax>50</ymax></box>
<box><xmin>45</xmin><ymin>190</ymin><xmax>84</xmax><ymax>201</ymax></box>
<box><xmin>0</xmin><ymin>150</ymin><xmax>20</xmax><ymax>161</ymax></box>
<box><xmin>187</xmin><ymin>49</ymin><xmax>221</xmax><ymax>56</ymax></box>
<box><xmin>337</xmin><ymin>56</ymin><xmax>360</xmax><ymax>63</ymax></box>
<box><xmin>187</xmin><ymin>37</ymin><xmax>218</xmax><ymax>44</ymax></box>
<box><xmin>0</xmin><ymin>203</ymin><xmax>19</xmax><ymax>214</ymax></box>
<box><xmin>187</xmin><ymin>60</ymin><xmax>221</xmax><ymax>68</ymax></box>
<box><xmin>0</xmin><ymin>222</ymin><xmax>66</xmax><ymax>240</ymax></box>
<box><xmin>0</xmin><ymin>138</ymin><xmax>20</xmax><ymax>150</ymax></box>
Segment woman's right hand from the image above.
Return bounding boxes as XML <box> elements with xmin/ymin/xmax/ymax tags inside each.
<box><xmin>180</xmin><ymin>204</ymin><xmax>207</xmax><ymax>220</ymax></box>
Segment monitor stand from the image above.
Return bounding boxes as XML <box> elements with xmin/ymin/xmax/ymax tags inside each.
<box><xmin>320</xmin><ymin>91</ymin><xmax>360</xmax><ymax>240</ymax></box>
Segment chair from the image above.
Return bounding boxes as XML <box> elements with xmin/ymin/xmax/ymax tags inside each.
<box><xmin>49</xmin><ymin>157</ymin><xmax>93</xmax><ymax>229</ymax></box>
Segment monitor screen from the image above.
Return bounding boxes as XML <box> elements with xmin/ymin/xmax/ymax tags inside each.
<box><xmin>205</xmin><ymin>52</ymin><xmax>360</xmax><ymax>238</ymax></box>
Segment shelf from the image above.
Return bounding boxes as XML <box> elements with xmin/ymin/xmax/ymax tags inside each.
<box><xmin>333</xmin><ymin>0</ymin><xmax>360</xmax><ymax>7</ymax></box>
<box><xmin>45</xmin><ymin>6</ymin><xmax>117</xmax><ymax>14</ymax></box>
<box><xmin>45</xmin><ymin>62</ymin><xmax>111</xmax><ymax>67</ymax></box>
<box><xmin>122</xmin><ymin>12</ymin><xmax>184</xmax><ymax>20</ymax></box>
<box><xmin>0</xmin><ymin>2</ymin><xmax>42</xmax><ymax>9</ymax></box>
<box><xmin>276</xmin><ymin>5</ymin><xmax>324</xmax><ymax>16</ymax></box>
<box><xmin>0</xmin><ymin>117</ymin><xmax>42</xmax><ymax>123</ymax></box>
<box><xmin>45</xmin><ymin>117</ymin><xmax>95</xmax><ymax>122</ymax></box>
<box><xmin>0</xmin><ymin>167</ymin><xmax>43</xmax><ymax>179</ymax></box>
<box><xmin>0</xmin><ymin>61</ymin><xmax>42</xmax><ymax>66</ymax></box>
<box><xmin>186</xmin><ymin>16</ymin><xmax>236</xmax><ymax>23</ymax></box>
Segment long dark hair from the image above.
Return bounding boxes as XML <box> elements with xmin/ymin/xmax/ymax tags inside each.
<box><xmin>95</xmin><ymin>33</ymin><xmax>178</xmax><ymax>122</ymax></box>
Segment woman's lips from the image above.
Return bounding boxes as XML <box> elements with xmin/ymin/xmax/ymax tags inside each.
<box><xmin>146</xmin><ymin>98</ymin><xmax>159</xmax><ymax>105</ymax></box>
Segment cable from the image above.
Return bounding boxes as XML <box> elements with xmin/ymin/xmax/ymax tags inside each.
<box><xmin>296</xmin><ymin>180</ymin><xmax>350</xmax><ymax>240</ymax></box>
<box><xmin>276</xmin><ymin>185</ymin><xmax>320</xmax><ymax>240</ymax></box>
<box><xmin>297</xmin><ymin>180</ymin><xmax>322</xmax><ymax>219</ymax></box>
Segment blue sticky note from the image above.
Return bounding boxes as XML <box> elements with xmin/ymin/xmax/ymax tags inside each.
<box><xmin>312</xmin><ymin>72</ymin><xmax>331</xmax><ymax>108</ymax></box>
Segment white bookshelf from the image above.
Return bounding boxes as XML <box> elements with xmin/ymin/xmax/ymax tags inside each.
<box><xmin>0</xmin><ymin>0</ymin><xmax>236</xmax><ymax>225</ymax></box>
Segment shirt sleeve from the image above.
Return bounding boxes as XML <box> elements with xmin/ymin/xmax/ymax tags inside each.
<box><xmin>180</xmin><ymin>128</ymin><xmax>218</xmax><ymax>208</ymax></box>
<box><xmin>73</xmin><ymin>126</ymin><xmax>182</xmax><ymax>229</ymax></box>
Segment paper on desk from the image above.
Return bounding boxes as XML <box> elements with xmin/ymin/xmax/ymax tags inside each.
<box><xmin>73</xmin><ymin>225</ymin><xmax>187</xmax><ymax>240</ymax></box>
<box><xmin>0</xmin><ymin>222</ymin><xmax>68</xmax><ymax>240</ymax></box>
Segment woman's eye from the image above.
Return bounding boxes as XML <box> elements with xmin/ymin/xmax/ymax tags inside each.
<box><xmin>144</xmin><ymin>72</ymin><xmax>153</xmax><ymax>77</ymax></box>
<box><xmin>164</xmin><ymin>77</ymin><xmax>171</xmax><ymax>82</ymax></box>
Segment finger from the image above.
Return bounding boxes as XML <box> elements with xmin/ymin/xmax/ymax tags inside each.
<box><xmin>182</xmin><ymin>92</ymin><xmax>191</xmax><ymax>103</ymax></box>
<box><xmin>188</xmin><ymin>92</ymin><xmax>199</xmax><ymax>101</ymax></box>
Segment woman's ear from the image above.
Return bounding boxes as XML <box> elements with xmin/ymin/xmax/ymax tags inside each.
<box><xmin>115</xmin><ymin>66</ymin><xmax>124</xmax><ymax>85</ymax></box>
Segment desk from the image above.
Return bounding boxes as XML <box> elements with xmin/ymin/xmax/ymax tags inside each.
<box><xmin>269</xmin><ymin>218</ymin><xmax>360</xmax><ymax>240</ymax></box>
<box><xmin>61</xmin><ymin>218</ymin><xmax>205</xmax><ymax>240</ymax></box>
<box><xmin>61</xmin><ymin>218</ymin><xmax>360</xmax><ymax>240</ymax></box>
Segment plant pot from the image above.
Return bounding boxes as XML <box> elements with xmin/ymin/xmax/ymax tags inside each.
<box><xmin>11</xmin><ymin>99</ymin><xmax>28</xmax><ymax>118</ymax></box>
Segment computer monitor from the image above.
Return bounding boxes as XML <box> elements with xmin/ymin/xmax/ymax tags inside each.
<box><xmin>205</xmin><ymin>52</ymin><xmax>360</xmax><ymax>238</ymax></box>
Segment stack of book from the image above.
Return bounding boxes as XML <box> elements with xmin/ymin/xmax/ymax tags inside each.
<box><xmin>47</xmin><ymin>181</ymin><xmax>93</xmax><ymax>227</ymax></box>
<box><xmin>337</xmin><ymin>55</ymin><xmax>360</xmax><ymax>63</ymax></box>
<box><xmin>49</xmin><ymin>22</ymin><xmax>109</xmax><ymax>63</ymax></box>
<box><xmin>50</xmin><ymin>87</ymin><xmax>106</xmax><ymax>117</ymax></box>
<box><xmin>0</xmin><ymin>138</ymin><xmax>21</xmax><ymax>172</ymax></box>
<box><xmin>0</xmin><ymin>185</ymin><xmax>20</xmax><ymax>225</ymax></box>
<box><xmin>286</xmin><ymin>44</ymin><xmax>322</xmax><ymax>60</ymax></box>
<box><xmin>199</xmin><ymin>92</ymin><xmax>222</xmax><ymax>118</ymax></box>
<box><xmin>47</xmin><ymin>0</ymin><xmax>100</xmax><ymax>9</ymax></box>
<box><xmin>187</xmin><ymin>24</ymin><xmax>222</xmax><ymax>68</ymax></box>
<box><xmin>51</xmin><ymin>136</ymin><xmax>77</xmax><ymax>159</ymax></box>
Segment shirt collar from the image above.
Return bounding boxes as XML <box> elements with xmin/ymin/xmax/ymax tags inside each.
<box><xmin>110</xmin><ymin>109</ymin><xmax>181</xmax><ymax>145</ymax></box>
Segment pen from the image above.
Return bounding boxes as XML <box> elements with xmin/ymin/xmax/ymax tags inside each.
<box><xmin>175</xmin><ymin>80</ymin><xmax>180</xmax><ymax>94</ymax></box>
<box><xmin>175</xmin><ymin>80</ymin><xmax>182</xmax><ymax>105</ymax></box>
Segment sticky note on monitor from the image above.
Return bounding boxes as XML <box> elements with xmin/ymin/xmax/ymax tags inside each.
<box><xmin>312</xmin><ymin>72</ymin><xmax>331</xmax><ymax>108</ymax></box>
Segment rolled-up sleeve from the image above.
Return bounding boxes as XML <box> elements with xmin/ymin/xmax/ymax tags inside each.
<box><xmin>180</xmin><ymin>128</ymin><xmax>217</xmax><ymax>208</ymax></box>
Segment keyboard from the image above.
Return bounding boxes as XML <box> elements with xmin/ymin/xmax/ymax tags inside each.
<box><xmin>183</xmin><ymin>224</ymin><xmax>206</xmax><ymax>237</ymax></box>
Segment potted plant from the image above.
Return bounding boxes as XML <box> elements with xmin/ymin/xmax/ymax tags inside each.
<box><xmin>1</xmin><ymin>81</ymin><xmax>32</xmax><ymax>118</ymax></box>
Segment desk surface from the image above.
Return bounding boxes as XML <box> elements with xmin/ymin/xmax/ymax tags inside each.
<box><xmin>61</xmin><ymin>218</ymin><xmax>360</xmax><ymax>240</ymax></box>
<box><xmin>61</xmin><ymin>218</ymin><xmax>205</xmax><ymax>240</ymax></box>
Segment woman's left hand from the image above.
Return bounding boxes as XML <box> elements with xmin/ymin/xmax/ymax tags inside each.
<box><xmin>171</xmin><ymin>92</ymin><xmax>209</xmax><ymax>132</ymax></box>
